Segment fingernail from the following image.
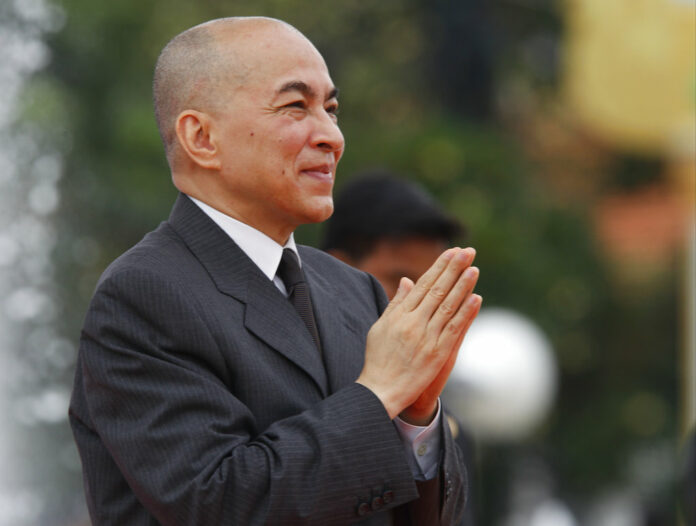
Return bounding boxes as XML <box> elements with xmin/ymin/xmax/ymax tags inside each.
<box><xmin>464</xmin><ymin>266</ymin><xmax>479</xmax><ymax>279</ymax></box>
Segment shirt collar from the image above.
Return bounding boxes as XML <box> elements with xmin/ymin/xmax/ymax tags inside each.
<box><xmin>187</xmin><ymin>195</ymin><xmax>299</xmax><ymax>281</ymax></box>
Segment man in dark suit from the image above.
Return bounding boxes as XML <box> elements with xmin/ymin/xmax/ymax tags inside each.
<box><xmin>69</xmin><ymin>16</ymin><xmax>482</xmax><ymax>525</ymax></box>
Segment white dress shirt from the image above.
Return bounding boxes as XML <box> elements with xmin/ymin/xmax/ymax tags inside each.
<box><xmin>189</xmin><ymin>195</ymin><xmax>441</xmax><ymax>480</ymax></box>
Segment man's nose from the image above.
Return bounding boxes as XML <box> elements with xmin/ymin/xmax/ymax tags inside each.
<box><xmin>311</xmin><ymin>112</ymin><xmax>344</xmax><ymax>153</ymax></box>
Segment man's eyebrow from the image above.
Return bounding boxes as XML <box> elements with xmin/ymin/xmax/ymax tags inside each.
<box><xmin>277</xmin><ymin>81</ymin><xmax>339</xmax><ymax>101</ymax></box>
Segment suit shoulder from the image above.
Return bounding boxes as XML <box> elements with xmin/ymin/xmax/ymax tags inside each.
<box><xmin>96</xmin><ymin>221</ymin><xmax>191</xmax><ymax>288</ymax></box>
<box><xmin>297</xmin><ymin>245</ymin><xmax>388</xmax><ymax>308</ymax></box>
<box><xmin>297</xmin><ymin>245</ymin><xmax>369</xmax><ymax>281</ymax></box>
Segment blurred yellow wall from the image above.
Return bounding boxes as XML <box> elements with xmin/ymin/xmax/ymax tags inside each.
<box><xmin>565</xmin><ymin>0</ymin><xmax>695</xmax><ymax>158</ymax></box>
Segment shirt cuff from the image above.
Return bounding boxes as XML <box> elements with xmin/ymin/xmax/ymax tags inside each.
<box><xmin>393</xmin><ymin>400</ymin><xmax>442</xmax><ymax>480</ymax></box>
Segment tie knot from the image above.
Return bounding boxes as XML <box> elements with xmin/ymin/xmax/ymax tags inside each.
<box><xmin>277</xmin><ymin>248</ymin><xmax>304</xmax><ymax>290</ymax></box>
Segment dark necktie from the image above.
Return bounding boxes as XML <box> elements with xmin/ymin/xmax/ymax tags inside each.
<box><xmin>276</xmin><ymin>248</ymin><xmax>322</xmax><ymax>351</ymax></box>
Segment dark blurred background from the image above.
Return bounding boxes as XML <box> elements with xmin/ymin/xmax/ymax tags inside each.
<box><xmin>0</xmin><ymin>0</ymin><xmax>693</xmax><ymax>525</ymax></box>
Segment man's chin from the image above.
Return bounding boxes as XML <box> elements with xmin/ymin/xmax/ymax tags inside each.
<box><xmin>300</xmin><ymin>199</ymin><xmax>334</xmax><ymax>225</ymax></box>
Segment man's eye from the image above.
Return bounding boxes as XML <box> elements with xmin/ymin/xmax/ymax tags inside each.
<box><xmin>326</xmin><ymin>105</ymin><xmax>339</xmax><ymax>116</ymax></box>
<box><xmin>284</xmin><ymin>101</ymin><xmax>306</xmax><ymax>109</ymax></box>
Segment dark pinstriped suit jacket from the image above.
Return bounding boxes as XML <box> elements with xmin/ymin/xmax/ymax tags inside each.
<box><xmin>69</xmin><ymin>194</ymin><xmax>468</xmax><ymax>525</ymax></box>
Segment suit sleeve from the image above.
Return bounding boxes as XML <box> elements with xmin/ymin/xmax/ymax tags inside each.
<box><xmin>367</xmin><ymin>274</ymin><xmax>470</xmax><ymax>525</ymax></box>
<box><xmin>71</xmin><ymin>265</ymin><xmax>421</xmax><ymax>525</ymax></box>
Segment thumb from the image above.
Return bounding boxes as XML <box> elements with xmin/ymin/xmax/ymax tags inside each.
<box><xmin>383</xmin><ymin>277</ymin><xmax>414</xmax><ymax>314</ymax></box>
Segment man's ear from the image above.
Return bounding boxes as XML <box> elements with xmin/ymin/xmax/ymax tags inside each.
<box><xmin>175</xmin><ymin>110</ymin><xmax>221</xmax><ymax>170</ymax></box>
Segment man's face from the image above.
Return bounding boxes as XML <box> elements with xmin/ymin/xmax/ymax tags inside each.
<box><xmin>210</xmin><ymin>27</ymin><xmax>344</xmax><ymax>243</ymax></box>
<box><xmin>357</xmin><ymin>237</ymin><xmax>449</xmax><ymax>299</ymax></box>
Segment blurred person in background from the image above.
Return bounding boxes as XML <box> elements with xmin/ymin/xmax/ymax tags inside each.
<box><xmin>322</xmin><ymin>170</ymin><xmax>477</xmax><ymax>526</ymax></box>
<box><xmin>322</xmin><ymin>171</ymin><xmax>464</xmax><ymax>299</ymax></box>
<box><xmin>68</xmin><ymin>16</ymin><xmax>482</xmax><ymax>526</ymax></box>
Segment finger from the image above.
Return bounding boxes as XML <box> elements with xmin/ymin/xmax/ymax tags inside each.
<box><xmin>381</xmin><ymin>277</ymin><xmax>414</xmax><ymax>315</ymax></box>
<box><xmin>427</xmin><ymin>331</ymin><xmax>464</xmax><ymax>395</ymax></box>
<box><xmin>428</xmin><ymin>266</ymin><xmax>479</xmax><ymax>333</ymax></box>
<box><xmin>438</xmin><ymin>293</ymin><xmax>482</xmax><ymax>351</ymax></box>
<box><xmin>410</xmin><ymin>248</ymin><xmax>476</xmax><ymax>318</ymax></box>
<box><xmin>399</xmin><ymin>248</ymin><xmax>459</xmax><ymax>312</ymax></box>
<box><xmin>452</xmin><ymin>294</ymin><xmax>482</xmax><ymax>350</ymax></box>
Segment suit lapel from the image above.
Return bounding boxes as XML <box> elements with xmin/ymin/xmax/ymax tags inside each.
<box><xmin>301</xmin><ymin>251</ymin><xmax>367</xmax><ymax>394</ymax></box>
<box><xmin>167</xmin><ymin>194</ymin><xmax>328</xmax><ymax>396</ymax></box>
<box><xmin>242</xmin><ymin>273</ymin><xmax>328</xmax><ymax>397</ymax></box>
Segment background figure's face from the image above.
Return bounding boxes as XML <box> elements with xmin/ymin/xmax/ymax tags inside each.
<box><xmin>356</xmin><ymin>237</ymin><xmax>449</xmax><ymax>299</ymax></box>
<box><xmin>211</xmin><ymin>26</ymin><xmax>344</xmax><ymax>242</ymax></box>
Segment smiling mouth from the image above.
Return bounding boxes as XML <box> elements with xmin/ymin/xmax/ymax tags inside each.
<box><xmin>301</xmin><ymin>165</ymin><xmax>334</xmax><ymax>182</ymax></box>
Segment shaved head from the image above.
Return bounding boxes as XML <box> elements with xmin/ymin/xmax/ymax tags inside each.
<box><xmin>152</xmin><ymin>17</ymin><xmax>304</xmax><ymax>164</ymax></box>
<box><xmin>151</xmin><ymin>16</ymin><xmax>343</xmax><ymax>242</ymax></box>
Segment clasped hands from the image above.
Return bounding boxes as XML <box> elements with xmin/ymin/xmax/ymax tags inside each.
<box><xmin>357</xmin><ymin>248</ymin><xmax>481</xmax><ymax>426</ymax></box>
